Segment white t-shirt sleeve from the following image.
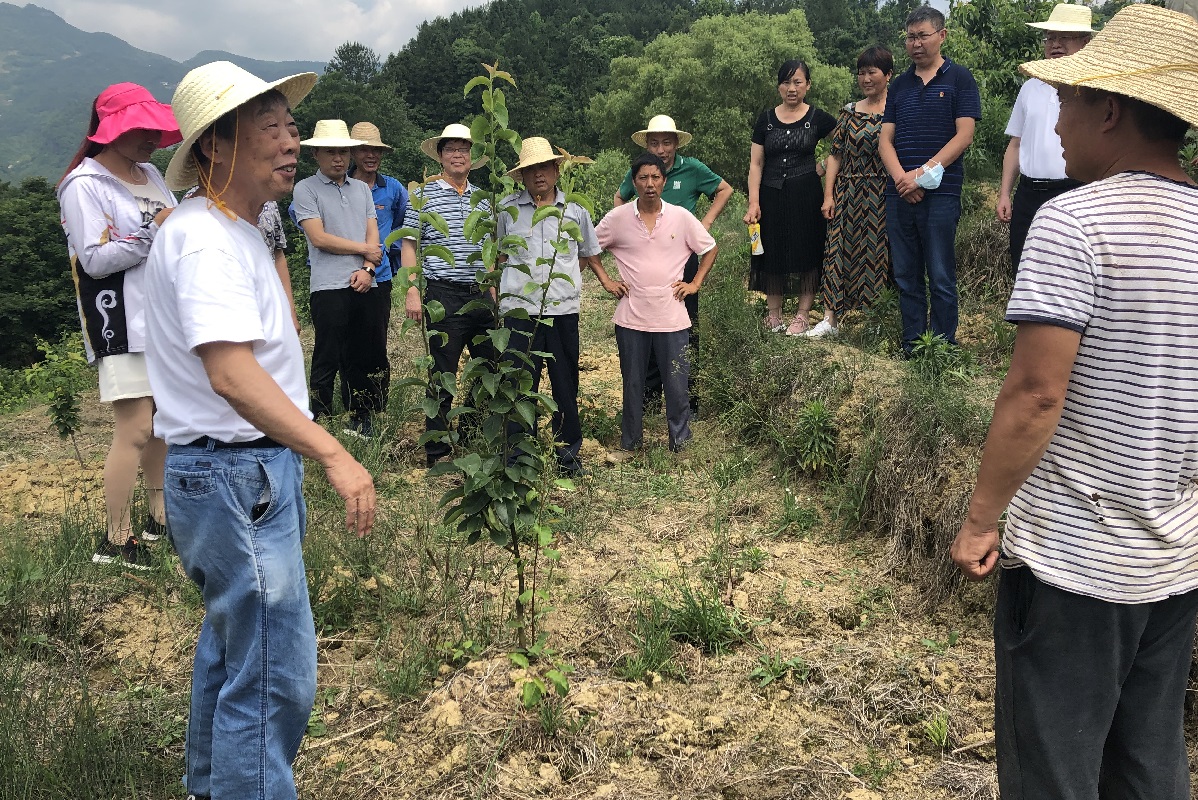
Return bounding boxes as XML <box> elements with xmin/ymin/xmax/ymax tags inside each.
<box><xmin>1005</xmin><ymin>81</ymin><xmax>1030</xmax><ymax>138</ymax></box>
<box><xmin>1005</xmin><ymin>203</ymin><xmax>1094</xmax><ymax>333</ymax></box>
<box><xmin>175</xmin><ymin>246</ymin><xmax>267</xmax><ymax>352</ymax></box>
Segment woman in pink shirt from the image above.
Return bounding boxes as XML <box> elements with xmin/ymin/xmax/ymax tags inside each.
<box><xmin>593</xmin><ymin>153</ymin><xmax>717</xmax><ymax>455</ymax></box>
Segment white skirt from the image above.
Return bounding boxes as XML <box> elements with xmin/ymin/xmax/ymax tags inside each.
<box><xmin>97</xmin><ymin>352</ymin><xmax>153</xmax><ymax>402</ymax></box>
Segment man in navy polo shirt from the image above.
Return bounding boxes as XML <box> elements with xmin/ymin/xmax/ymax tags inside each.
<box><xmin>349</xmin><ymin>121</ymin><xmax>409</xmax><ymax>430</ymax></box>
<box><xmin>879</xmin><ymin>5</ymin><xmax>981</xmax><ymax>355</ymax></box>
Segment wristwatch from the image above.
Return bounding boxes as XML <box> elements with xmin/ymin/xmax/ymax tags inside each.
<box><xmin>361</xmin><ymin>266</ymin><xmax>376</xmax><ymax>277</ymax></box>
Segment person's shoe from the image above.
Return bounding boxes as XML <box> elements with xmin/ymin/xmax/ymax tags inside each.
<box><xmin>92</xmin><ymin>536</ymin><xmax>152</xmax><ymax>571</ymax></box>
<box><xmin>426</xmin><ymin>453</ymin><xmax>443</xmax><ymax>469</ymax></box>
<box><xmin>344</xmin><ymin>418</ymin><xmax>375</xmax><ymax>440</ymax></box>
<box><xmin>605</xmin><ymin>449</ymin><xmax>637</xmax><ymax>465</ymax></box>
<box><xmin>557</xmin><ymin>456</ymin><xmax>587</xmax><ymax>478</ymax></box>
<box><xmin>141</xmin><ymin>516</ymin><xmax>166</xmax><ymax>542</ymax></box>
<box><xmin>785</xmin><ymin>317</ymin><xmax>810</xmax><ymax>336</ymax></box>
<box><xmin>804</xmin><ymin>319</ymin><xmax>839</xmax><ymax>338</ymax></box>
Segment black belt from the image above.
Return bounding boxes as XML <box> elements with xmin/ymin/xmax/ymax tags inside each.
<box><xmin>1019</xmin><ymin>176</ymin><xmax>1082</xmax><ymax>191</ymax></box>
<box><xmin>185</xmin><ymin>435</ymin><xmax>285</xmax><ymax>449</ymax></box>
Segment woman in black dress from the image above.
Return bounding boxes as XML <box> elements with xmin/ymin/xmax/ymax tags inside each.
<box><xmin>744</xmin><ymin>60</ymin><xmax>837</xmax><ymax>335</ymax></box>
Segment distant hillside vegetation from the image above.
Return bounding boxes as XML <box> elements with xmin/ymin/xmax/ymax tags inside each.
<box><xmin>0</xmin><ymin>3</ymin><xmax>323</xmax><ymax>182</ymax></box>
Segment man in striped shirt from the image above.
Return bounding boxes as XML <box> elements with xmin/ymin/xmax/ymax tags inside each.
<box><xmin>951</xmin><ymin>6</ymin><xmax>1198</xmax><ymax>797</ymax></box>
<box><xmin>400</xmin><ymin>124</ymin><xmax>495</xmax><ymax>467</ymax></box>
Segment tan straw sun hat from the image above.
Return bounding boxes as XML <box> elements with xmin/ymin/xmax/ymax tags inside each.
<box><xmin>420</xmin><ymin>123</ymin><xmax>489</xmax><ymax>169</ymax></box>
<box><xmin>301</xmin><ymin>119</ymin><xmax>366</xmax><ymax>148</ymax></box>
<box><xmin>165</xmin><ymin>61</ymin><xmax>317</xmax><ymax>191</ymax></box>
<box><xmin>505</xmin><ymin>137</ymin><xmax>566</xmax><ymax>180</ymax></box>
<box><xmin>1021</xmin><ymin>4</ymin><xmax>1198</xmax><ymax>127</ymax></box>
<box><xmin>349</xmin><ymin>121</ymin><xmax>392</xmax><ymax>150</ymax></box>
<box><xmin>1027</xmin><ymin>3</ymin><xmax>1095</xmax><ymax>32</ymax></box>
<box><xmin>631</xmin><ymin>114</ymin><xmax>693</xmax><ymax>149</ymax></box>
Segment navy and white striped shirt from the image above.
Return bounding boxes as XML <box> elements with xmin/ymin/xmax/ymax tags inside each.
<box><xmin>1004</xmin><ymin>171</ymin><xmax>1198</xmax><ymax>603</ymax></box>
<box><xmin>882</xmin><ymin>57</ymin><xmax>980</xmax><ymax>197</ymax></box>
<box><xmin>402</xmin><ymin>178</ymin><xmax>491</xmax><ymax>284</ymax></box>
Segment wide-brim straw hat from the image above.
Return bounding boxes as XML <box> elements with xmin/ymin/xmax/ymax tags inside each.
<box><xmin>165</xmin><ymin>61</ymin><xmax>317</xmax><ymax>191</ymax></box>
<box><xmin>349</xmin><ymin>121</ymin><xmax>391</xmax><ymax>150</ymax></box>
<box><xmin>419</xmin><ymin>123</ymin><xmax>488</xmax><ymax>169</ymax></box>
<box><xmin>1027</xmin><ymin>3</ymin><xmax>1095</xmax><ymax>32</ymax></box>
<box><xmin>631</xmin><ymin>114</ymin><xmax>692</xmax><ymax>149</ymax></box>
<box><xmin>1021</xmin><ymin>4</ymin><xmax>1198</xmax><ymax>128</ymax></box>
<box><xmin>301</xmin><ymin>119</ymin><xmax>366</xmax><ymax>148</ymax></box>
<box><xmin>89</xmin><ymin>83</ymin><xmax>182</xmax><ymax>147</ymax></box>
<box><xmin>506</xmin><ymin>137</ymin><xmax>566</xmax><ymax>180</ymax></box>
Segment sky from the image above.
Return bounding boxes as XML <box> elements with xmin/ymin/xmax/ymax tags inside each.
<box><xmin>34</xmin><ymin>0</ymin><xmax>484</xmax><ymax>63</ymax></box>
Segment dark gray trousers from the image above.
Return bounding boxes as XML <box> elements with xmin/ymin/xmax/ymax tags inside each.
<box><xmin>995</xmin><ymin>566</ymin><xmax>1198</xmax><ymax>800</ymax></box>
<box><xmin>614</xmin><ymin>325</ymin><xmax>690</xmax><ymax>451</ymax></box>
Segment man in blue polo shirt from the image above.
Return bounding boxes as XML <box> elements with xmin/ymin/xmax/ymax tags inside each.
<box><xmin>879</xmin><ymin>5</ymin><xmax>981</xmax><ymax>355</ymax></box>
<box><xmin>349</xmin><ymin>121</ymin><xmax>409</xmax><ymax>430</ymax></box>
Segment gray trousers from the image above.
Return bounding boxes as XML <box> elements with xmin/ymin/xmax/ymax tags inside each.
<box><xmin>614</xmin><ymin>325</ymin><xmax>691</xmax><ymax>451</ymax></box>
<box><xmin>995</xmin><ymin>565</ymin><xmax>1198</xmax><ymax>800</ymax></box>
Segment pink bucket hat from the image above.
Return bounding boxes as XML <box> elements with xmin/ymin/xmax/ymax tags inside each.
<box><xmin>88</xmin><ymin>83</ymin><xmax>183</xmax><ymax>147</ymax></box>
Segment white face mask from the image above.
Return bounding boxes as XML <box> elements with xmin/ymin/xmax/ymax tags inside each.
<box><xmin>916</xmin><ymin>161</ymin><xmax>944</xmax><ymax>190</ymax></box>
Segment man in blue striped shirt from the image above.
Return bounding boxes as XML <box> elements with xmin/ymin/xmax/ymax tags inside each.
<box><xmin>952</xmin><ymin>6</ymin><xmax>1198</xmax><ymax>797</ymax></box>
<box><xmin>400</xmin><ymin>123</ymin><xmax>495</xmax><ymax>467</ymax></box>
<box><xmin>879</xmin><ymin>5</ymin><xmax>981</xmax><ymax>355</ymax></box>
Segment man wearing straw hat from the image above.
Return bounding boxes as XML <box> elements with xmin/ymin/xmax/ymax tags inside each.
<box><xmin>614</xmin><ymin>114</ymin><xmax>732</xmax><ymax>417</ymax></box>
<box><xmin>951</xmin><ymin>6</ymin><xmax>1198</xmax><ymax>797</ymax></box>
<box><xmin>498</xmin><ymin>136</ymin><xmax>609</xmax><ymax>476</ymax></box>
<box><xmin>400</xmin><ymin>123</ymin><xmax>495</xmax><ymax>467</ymax></box>
<box><xmin>293</xmin><ymin>119</ymin><xmax>382</xmax><ymax>437</ymax></box>
<box><xmin>996</xmin><ymin>3</ymin><xmax>1093</xmax><ymax>273</ymax></box>
<box><xmin>144</xmin><ymin>61</ymin><xmax>376</xmax><ymax>800</ymax></box>
<box><xmin>347</xmin><ymin>121</ymin><xmax>409</xmax><ymax>432</ymax></box>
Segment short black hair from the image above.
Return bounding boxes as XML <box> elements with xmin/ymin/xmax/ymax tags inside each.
<box><xmin>631</xmin><ymin>151</ymin><xmax>667</xmax><ymax>179</ymax></box>
<box><xmin>778</xmin><ymin>59</ymin><xmax>811</xmax><ymax>85</ymax></box>
<box><xmin>906</xmin><ymin>5</ymin><xmax>945</xmax><ymax>30</ymax></box>
<box><xmin>437</xmin><ymin>137</ymin><xmax>470</xmax><ymax>155</ymax></box>
<box><xmin>1077</xmin><ymin>87</ymin><xmax>1190</xmax><ymax>144</ymax></box>
<box><xmin>857</xmin><ymin>46</ymin><xmax>894</xmax><ymax>76</ymax></box>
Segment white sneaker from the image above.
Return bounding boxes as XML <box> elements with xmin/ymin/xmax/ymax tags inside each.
<box><xmin>805</xmin><ymin>319</ymin><xmax>839</xmax><ymax>338</ymax></box>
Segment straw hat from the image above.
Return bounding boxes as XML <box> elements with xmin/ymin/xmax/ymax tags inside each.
<box><xmin>165</xmin><ymin>61</ymin><xmax>317</xmax><ymax>191</ymax></box>
<box><xmin>505</xmin><ymin>137</ymin><xmax>566</xmax><ymax>180</ymax></box>
<box><xmin>301</xmin><ymin>119</ymin><xmax>366</xmax><ymax>148</ymax></box>
<box><xmin>349</xmin><ymin>121</ymin><xmax>391</xmax><ymax>150</ymax></box>
<box><xmin>1027</xmin><ymin>4</ymin><xmax>1095</xmax><ymax>32</ymax></box>
<box><xmin>419</xmin><ymin>123</ymin><xmax>488</xmax><ymax>168</ymax></box>
<box><xmin>89</xmin><ymin>83</ymin><xmax>182</xmax><ymax>147</ymax></box>
<box><xmin>1021</xmin><ymin>4</ymin><xmax>1198</xmax><ymax>127</ymax></box>
<box><xmin>631</xmin><ymin>115</ymin><xmax>692</xmax><ymax>149</ymax></box>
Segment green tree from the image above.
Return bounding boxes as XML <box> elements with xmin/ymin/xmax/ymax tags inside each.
<box><xmin>0</xmin><ymin>178</ymin><xmax>79</xmax><ymax>367</ymax></box>
<box><xmin>326</xmin><ymin>41</ymin><xmax>382</xmax><ymax>85</ymax></box>
<box><xmin>587</xmin><ymin>10</ymin><xmax>854</xmax><ymax>190</ymax></box>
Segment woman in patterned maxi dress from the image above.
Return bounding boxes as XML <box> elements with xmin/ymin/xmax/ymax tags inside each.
<box><xmin>808</xmin><ymin>46</ymin><xmax>894</xmax><ymax>338</ymax></box>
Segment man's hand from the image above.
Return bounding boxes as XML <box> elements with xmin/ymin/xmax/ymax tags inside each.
<box><xmin>349</xmin><ymin>267</ymin><xmax>373</xmax><ymax>293</ymax></box>
<box><xmin>951</xmin><ymin>517</ymin><xmax>1001</xmax><ymax>581</ymax></box>
<box><xmin>601</xmin><ymin>278</ymin><xmax>628</xmax><ymax>298</ymax></box>
<box><xmin>323</xmin><ymin>450</ymin><xmax>376</xmax><ymax>537</ymax></box>
<box><xmin>894</xmin><ymin>168</ymin><xmax>922</xmax><ymax>197</ymax></box>
<box><xmin>672</xmin><ymin>280</ymin><xmax>699</xmax><ymax>301</ymax></box>
<box><xmin>743</xmin><ymin>203</ymin><xmax>761</xmax><ymax>225</ymax></box>
<box><xmin>405</xmin><ymin>286</ymin><xmax>423</xmax><ymax>321</ymax></box>
<box><xmin>996</xmin><ymin>195</ymin><xmax>1013</xmax><ymax>223</ymax></box>
<box><xmin>361</xmin><ymin>246</ymin><xmax>383</xmax><ymax>266</ymax></box>
<box><xmin>903</xmin><ymin>187</ymin><xmax>926</xmax><ymax>204</ymax></box>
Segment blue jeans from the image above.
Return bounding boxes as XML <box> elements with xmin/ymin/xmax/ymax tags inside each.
<box><xmin>886</xmin><ymin>192</ymin><xmax>962</xmax><ymax>351</ymax></box>
<box><xmin>165</xmin><ymin>442</ymin><xmax>315</xmax><ymax>800</ymax></box>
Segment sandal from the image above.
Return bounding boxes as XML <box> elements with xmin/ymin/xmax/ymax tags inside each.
<box><xmin>763</xmin><ymin>315</ymin><xmax>785</xmax><ymax>333</ymax></box>
<box><xmin>785</xmin><ymin>316</ymin><xmax>809</xmax><ymax>336</ymax></box>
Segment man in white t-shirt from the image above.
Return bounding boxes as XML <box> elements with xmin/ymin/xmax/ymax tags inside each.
<box><xmin>145</xmin><ymin>62</ymin><xmax>375</xmax><ymax>800</ymax></box>
<box><xmin>952</xmin><ymin>7</ymin><xmax>1198</xmax><ymax>798</ymax></box>
<box><xmin>995</xmin><ymin>3</ymin><xmax>1092</xmax><ymax>272</ymax></box>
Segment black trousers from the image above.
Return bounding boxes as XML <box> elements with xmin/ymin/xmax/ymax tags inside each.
<box><xmin>645</xmin><ymin>253</ymin><xmax>699</xmax><ymax>412</ymax></box>
<box><xmin>424</xmin><ymin>280</ymin><xmax>496</xmax><ymax>460</ymax></box>
<box><xmin>502</xmin><ymin>313</ymin><xmax>582</xmax><ymax>466</ymax></box>
<box><xmin>359</xmin><ymin>279</ymin><xmax>392</xmax><ymax>417</ymax></box>
<box><xmin>310</xmin><ymin>286</ymin><xmax>387</xmax><ymax>421</ymax></box>
<box><xmin>994</xmin><ymin>566</ymin><xmax>1198</xmax><ymax>800</ymax></box>
<box><xmin>1009</xmin><ymin>176</ymin><xmax>1083</xmax><ymax>274</ymax></box>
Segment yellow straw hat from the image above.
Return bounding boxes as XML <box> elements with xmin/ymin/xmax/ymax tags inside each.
<box><xmin>505</xmin><ymin>137</ymin><xmax>566</xmax><ymax>181</ymax></box>
<box><xmin>1027</xmin><ymin>4</ymin><xmax>1095</xmax><ymax>33</ymax></box>
<box><xmin>419</xmin><ymin>123</ymin><xmax>489</xmax><ymax>169</ymax></box>
<box><xmin>1021</xmin><ymin>4</ymin><xmax>1198</xmax><ymax>127</ymax></box>
<box><xmin>349</xmin><ymin>121</ymin><xmax>392</xmax><ymax>150</ymax></box>
<box><xmin>165</xmin><ymin>61</ymin><xmax>317</xmax><ymax>191</ymax></box>
<box><xmin>300</xmin><ymin>119</ymin><xmax>365</xmax><ymax>148</ymax></box>
<box><xmin>631</xmin><ymin>115</ymin><xmax>693</xmax><ymax>149</ymax></box>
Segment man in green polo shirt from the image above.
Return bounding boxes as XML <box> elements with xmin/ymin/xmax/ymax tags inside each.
<box><xmin>614</xmin><ymin>114</ymin><xmax>732</xmax><ymax>416</ymax></box>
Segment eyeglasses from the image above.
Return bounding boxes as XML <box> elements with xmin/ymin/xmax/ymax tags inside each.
<box><xmin>442</xmin><ymin>146</ymin><xmax>472</xmax><ymax>155</ymax></box>
<box><xmin>904</xmin><ymin>30</ymin><xmax>942</xmax><ymax>43</ymax></box>
<box><xmin>1044</xmin><ymin>33</ymin><xmax>1089</xmax><ymax>44</ymax></box>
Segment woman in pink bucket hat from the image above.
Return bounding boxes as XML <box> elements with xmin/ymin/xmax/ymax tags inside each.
<box><xmin>57</xmin><ymin>83</ymin><xmax>181</xmax><ymax>569</ymax></box>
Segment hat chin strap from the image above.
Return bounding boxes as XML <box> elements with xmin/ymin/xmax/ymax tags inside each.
<box><xmin>198</xmin><ymin>118</ymin><xmax>240</xmax><ymax>221</ymax></box>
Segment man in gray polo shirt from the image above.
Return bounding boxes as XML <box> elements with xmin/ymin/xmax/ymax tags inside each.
<box><xmin>293</xmin><ymin>119</ymin><xmax>382</xmax><ymax>436</ymax></box>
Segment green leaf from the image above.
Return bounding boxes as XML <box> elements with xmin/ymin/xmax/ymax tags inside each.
<box><xmin>470</xmin><ymin>115</ymin><xmax>489</xmax><ymax>143</ymax></box>
<box><xmin>508</xmin><ymin>652</ymin><xmax>530</xmax><ymax>669</ymax></box>
<box><xmin>425</xmin><ymin>299</ymin><xmax>446</xmax><ymax>324</ymax></box>
<box><xmin>463</xmin><ymin>75</ymin><xmax>488</xmax><ymax>96</ymax></box>
<box><xmin>422</xmin><ymin>210</ymin><xmax>450</xmax><ymax>238</ymax></box>
<box><xmin>482</xmin><ymin>239</ymin><xmax>498</xmax><ymax>269</ymax></box>
<box><xmin>521</xmin><ymin>680</ymin><xmax>542</xmax><ymax>709</ymax></box>
<box><xmin>531</xmin><ymin>205</ymin><xmax>562</xmax><ymax>227</ymax></box>
<box><xmin>383</xmin><ymin>228</ymin><xmax>414</xmax><ymax>249</ymax></box>
<box><xmin>493</xmin><ymin>88</ymin><xmax>508</xmax><ymax>128</ymax></box>
<box><xmin>565</xmin><ymin>193</ymin><xmax>594</xmax><ymax>216</ymax></box>
<box><xmin>422</xmin><ymin>245</ymin><xmax>456</xmax><ymax>268</ymax></box>
<box><xmin>488</xmin><ymin>326</ymin><xmax>511</xmax><ymax>352</ymax></box>
<box><xmin>546</xmin><ymin>669</ymin><xmax>570</xmax><ymax>697</ymax></box>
